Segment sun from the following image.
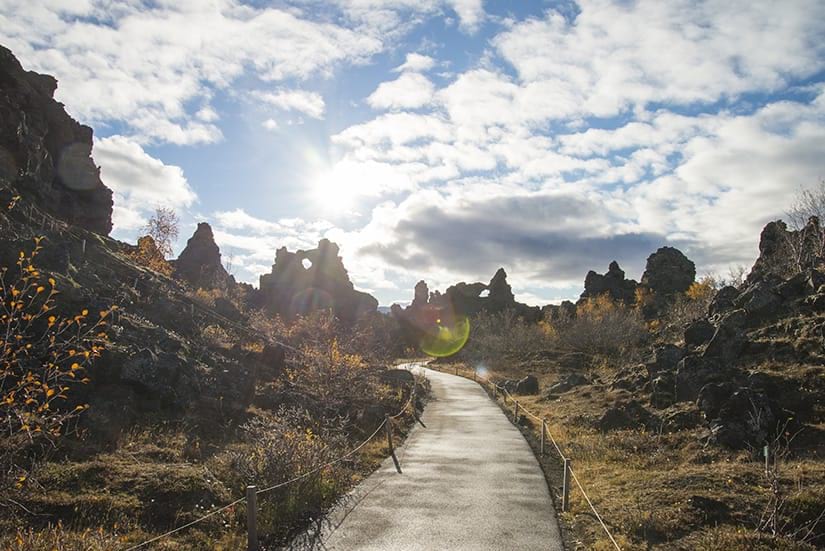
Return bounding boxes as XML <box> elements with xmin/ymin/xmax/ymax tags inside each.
<box><xmin>311</xmin><ymin>168</ymin><xmax>356</xmax><ymax>212</ymax></box>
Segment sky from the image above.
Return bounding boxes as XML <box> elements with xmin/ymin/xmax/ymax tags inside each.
<box><xmin>2</xmin><ymin>0</ymin><xmax>824</xmax><ymax>306</ymax></box>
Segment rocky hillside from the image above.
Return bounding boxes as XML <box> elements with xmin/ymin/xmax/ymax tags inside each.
<box><xmin>0</xmin><ymin>45</ymin><xmax>413</xmax><ymax>549</ymax></box>
<box><xmin>437</xmin><ymin>217</ymin><xmax>824</xmax><ymax>549</ymax></box>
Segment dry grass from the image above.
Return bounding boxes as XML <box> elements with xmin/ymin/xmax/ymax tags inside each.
<box><xmin>431</xmin><ymin>362</ymin><xmax>825</xmax><ymax>550</ymax></box>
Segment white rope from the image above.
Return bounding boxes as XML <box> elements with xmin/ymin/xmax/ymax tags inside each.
<box><xmin>123</xmin><ymin>388</ymin><xmax>415</xmax><ymax>549</ymax></box>
<box><xmin>256</xmin><ymin>419</ymin><xmax>388</xmax><ymax>496</ymax></box>
<box><xmin>570</xmin><ymin>469</ymin><xmax>622</xmax><ymax>550</ymax></box>
<box><xmin>477</xmin><ymin>370</ymin><xmax>619</xmax><ymax>549</ymax></box>
<box><xmin>123</xmin><ymin>497</ymin><xmax>246</xmax><ymax>551</ymax></box>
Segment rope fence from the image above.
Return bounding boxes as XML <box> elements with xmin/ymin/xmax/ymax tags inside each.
<box><xmin>123</xmin><ymin>365</ymin><xmax>424</xmax><ymax>551</ymax></box>
<box><xmin>435</xmin><ymin>364</ymin><xmax>622</xmax><ymax>551</ymax></box>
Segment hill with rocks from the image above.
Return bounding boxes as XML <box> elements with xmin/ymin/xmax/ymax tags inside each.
<box><xmin>436</xmin><ymin>216</ymin><xmax>825</xmax><ymax>549</ymax></box>
<box><xmin>0</xmin><ymin>45</ymin><xmax>412</xmax><ymax>549</ymax></box>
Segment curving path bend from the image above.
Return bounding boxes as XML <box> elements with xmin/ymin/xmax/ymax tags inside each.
<box><xmin>306</xmin><ymin>363</ymin><xmax>564</xmax><ymax>551</ymax></box>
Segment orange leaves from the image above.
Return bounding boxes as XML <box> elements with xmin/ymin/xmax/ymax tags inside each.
<box><xmin>2</xmin><ymin>237</ymin><xmax>113</xmax><ymax>441</ymax></box>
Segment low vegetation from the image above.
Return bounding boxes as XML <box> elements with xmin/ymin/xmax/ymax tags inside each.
<box><xmin>0</xmin><ymin>198</ymin><xmax>423</xmax><ymax>549</ymax></box>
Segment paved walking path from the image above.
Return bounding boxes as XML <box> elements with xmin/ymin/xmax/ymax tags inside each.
<box><xmin>311</xmin><ymin>364</ymin><xmax>564</xmax><ymax>551</ymax></box>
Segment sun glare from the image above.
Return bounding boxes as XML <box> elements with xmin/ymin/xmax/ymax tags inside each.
<box><xmin>312</xmin><ymin>168</ymin><xmax>355</xmax><ymax>212</ymax></box>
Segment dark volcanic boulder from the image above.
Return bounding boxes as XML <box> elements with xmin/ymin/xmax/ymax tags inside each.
<box><xmin>174</xmin><ymin>223</ymin><xmax>234</xmax><ymax>291</ymax></box>
<box><xmin>610</xmin><ymin>364</ymin><xmax>648</xmax><ymax>391</ymax></box>
<box><xmin>709</xmin><ymin>389</ymin><xmax>778</xmax><ymax>449</ymax></box>
<box><xmin>684</xmin><ymin>319</ymin><xmax>715</xmax><ymax>348</ymax></box>
<box><xmin>734</xmin><ymin>279</ymin><xmax>782</xmax><ymax>322</ymax></box>
<box><xmin>258</xmin><ymin>344</ymin><xmax>286</xmax><ymax>379</ymax></box>
<box><xmin>650</xmin><ymin>374</ymin><xmax>676</xmax><ymax>409</ymax></box>
<box><xmin>709</xmin><ymin>285</ymin><xmax>739</xmax><ymax>317</ymax></box>
<box><xmin>703</xmin><ymin>310</ymin><xmax>748</xmax><ymax>362</ymax></box>
<box><xmin>697</xmin><ymin>382</ymin><xmax>733</xmax><ymax>420</ymax></box>
<box><xmin>675</xmin><ymin>355</ymin><xmax>728</xmax><ymax>402</ymax></box>
<box><xmin>579</xmin><ymin>261</ymin><xmax>638</xmax><ymax>305</ymax></box>
<box><xmin>546</xmin><ymin>373</ymin><xmax>589</xmax><ymax>395</ymax></box>
<box><xmin>645</xmin><ymin>344</ymin><xmax>684</xmax><ymax>378</ymax></box>
<box><xmin>598</xmin><ymin>400</ymin><xmax>654</xmax><ymax>432</ymax></box>
<box><xmin>0</xmin><ymin>45</ymin><xmax>113</xmax><ymax>234</ymax></box>
<box><xmin>515</xmin><ymin>375</ymin><xmax>539</xmax><ymax>395</ymax></box>
<box><xmin>641</xmin><ymin>246</ymin><xmax>696</xmax><ymax>297</ymax></box>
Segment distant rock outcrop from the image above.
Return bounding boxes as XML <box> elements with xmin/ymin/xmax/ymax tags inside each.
<box><xmin>0</xmin><ymin>45</ymin><xmax>113</xmax><ymax>234</ymax></box>
<box><xmin>641</xmin><ymin>246</ymin><xmax>696</xmax><ymax>297</ymax></box>
<box><xmin>173</xmin><ymin>223</ymin><xmax>234</xmax><ymax>291</ymax></box>
<box><xmin>428</xmin><ymin>268</ymin><xmax>541</xmax><ymax>321</ymax></box>
<box><xmin>258</xmin><ymin>238</ymin><xmax>378</xmax><ymax>322</ymax></box>
<box><xmin>579</xmin><ymin>261</ymin><xmax>638</xmax><ymax>305</ymax></box>
<box><xmin>393</xmin><ymin>268</ymin><xmax>541</xmax><ymax>352</ymax></box>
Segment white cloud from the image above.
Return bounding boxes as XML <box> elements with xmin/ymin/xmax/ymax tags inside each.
<box><xmin>251</xmin><ymin>89</ymin><xmax>326</xmax><ymax>119</ymax></box>
<box><xmin>494</xmin><ymin>1</ymin><xmax>825</xmax><ymax>118</ymax></box>
<box><xmin>367</xmin><ymin>72</ymin><xmax>435</xmax><ymax>110</ymax></box>
<box><xmin>262</xmin><ymin>119</ymin><xmax>279</xmax><ymax>131</ymax></box>
<box><xmin>333</xmin><ymin>112</ymin><xmax>453</xmax><ymax>147</ymax></box>
<box><xmin>394</xmin><ymin>53</ymin><xmax>436</xmax><ymax>73</ymax></box>
<box><xmin>446</xmin><ymin>0</ymin><xmax>484</xmax><ymax>33</ymax></box>
<box><xmin>0</xmin><ymin>0</ymin><xmax>379</xmax><ymax>143</ymax></box>
<box><xmin>94</xmin><ymin>135</ymin><xmax>196</xmax><ymax>232</ymax></box>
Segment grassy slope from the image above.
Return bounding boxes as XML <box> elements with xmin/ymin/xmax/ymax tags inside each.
<box><xmin>430</xmin><ymin>362</ymin><xmax>825</xmax><ymax>551</ymax></box>
<box><xmin>0</xmin><ymin>196</ymin><xmax>426</xmax><ymax>550</ymax></box>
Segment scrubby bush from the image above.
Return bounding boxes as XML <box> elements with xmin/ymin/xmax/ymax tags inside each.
<box><xmin>216</xmin><ymin>407</ymin><xmax>353</xmax><ymax>541</ymax></box>
<box><xmin>128</xmin><ymin>235</ymin><xmax>173</xmax><ymax>276</ymax></box>
<box><xmin>248</xmin><ymin>309</ymin><xmax>403</xmax><ymax>363</ymax></box>
<box><xmin>551</xmin><ymin>294</ymin><xmax>648</xmax><ymax>359</ymax></box>
<box><xmin>1</xmin><ymin>238</ymin><xmax>112</xmax><ymax>495</ymax></box>
<box><xmin>656</xmin><ymin>276</ymin><xmax>718</xmax><ymax>339</ymax></box>
<box><xmin>460</xmin><ymin>309</ymin><xmax>551</xmax><ymax>364</ymax></box>
<box><xmin>201</xmin><ymin>324</ymin><xmax>233</xmax><ymax>349</ymax></box>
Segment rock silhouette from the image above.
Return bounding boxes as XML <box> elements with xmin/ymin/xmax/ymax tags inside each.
<box><xmin>173</xmin><ymin>222</ymin><xmax>234</xmax><ymax>291</ymax></box>
<box><xmin>0</xmin><ymin>45</ymin><xmax>113</xmax><ymax>234</ymax></box>
<box><xmin>258</xmin><ymin>238</ymin><xmax>378</xmax><ymax>322</ymax></box>
<box><xmin>579</xmin><ymin>260</ymin><xmax>638</xmax><ymax>305</ymax></box>
<box><xmin>641</xmin><ymin>246</ymin><xmax>696</xmax><ymax>297</ymax></box>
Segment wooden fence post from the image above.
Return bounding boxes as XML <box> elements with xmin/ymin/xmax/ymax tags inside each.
<box><xmin>513</xmin><ymin>400</ymin><xmax>519</xmax><ymax>422</ymax></box>
<box><xmin>385</xmin><ymin>415</ymin><xmax>402</xmax><ymax>474</ymax></box>
<box><xmin>246</xmin><ymin>485</ymin><xmax>258</xmax><ymax>551</ymax></box>
<box><xmin>764</xmin><ymin>444</ymin><xmax>770</xmax><ymax>476</ymax></box>
<box><xmin>541</xmin><ymin>418</ymin><xmax>547</xmax><ymax>456</ymax></box>
<box><xmin>562</xmin><ymin>458</ymin><xmax>571</xmax><ymax>512</ymax></box>
<box><xmin>454</xmin><ymin>365</ymin><xmax>458</xmax><ymax>375</ymax></box>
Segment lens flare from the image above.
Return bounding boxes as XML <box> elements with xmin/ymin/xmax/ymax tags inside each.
<box><xmin>420</xmin><ymin>315</ymin><xmax>470</xmax><ymax>357</ymax></box>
